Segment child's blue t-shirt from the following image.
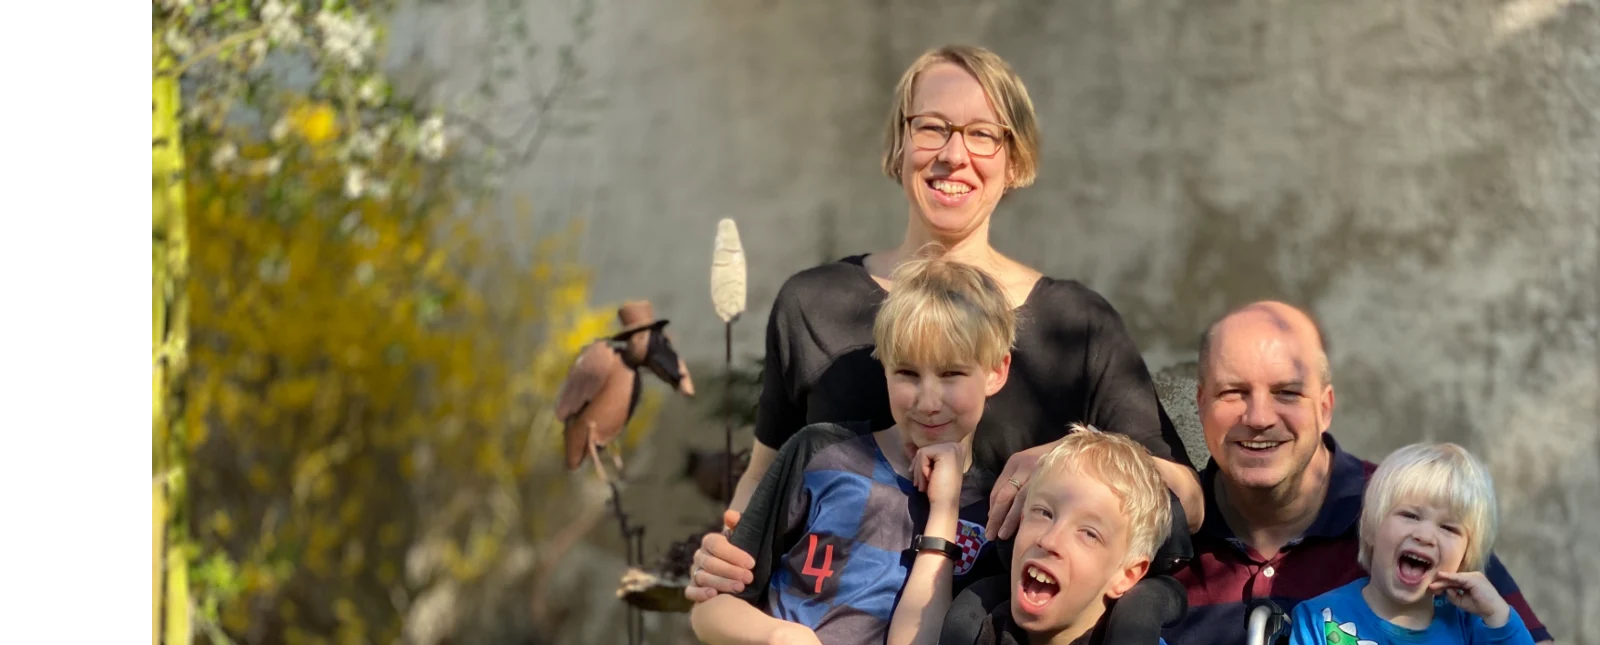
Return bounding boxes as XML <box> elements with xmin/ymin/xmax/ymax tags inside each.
<box><xmin>1289</xmin><ymin>578</ymin><xmax>1535</xmax><ymax>645</ymax></box>
<box><xmin>729</xmin><ymin>422</ymin><xmax>1003</xmax><ymax>644</ymax></box>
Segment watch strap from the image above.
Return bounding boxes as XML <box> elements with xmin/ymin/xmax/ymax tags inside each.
<box><xmin>909</xmin><ymin>534</ymin><xmax>962</xmax><ymax>561</ymax></box>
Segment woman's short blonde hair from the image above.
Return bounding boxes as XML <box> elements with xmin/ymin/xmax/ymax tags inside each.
<box><xmin>1358</xmin><ymin>442</ymin><xmax>1499</xmax><ymax>573</ymax></box>
<box><xmin>1023</xmin><ymin>424</ymin><xmax>1172</xmax><ymax>564</ymax></box>
<box><xmin>871</xmin><ymin>245</ymin><xmax>1016</xmax><ymax>370</ymax></box>
<box><xmin>881</xmin><ymin>45</ymin><xmax>1041</xmax><ymax>189</ymax></box>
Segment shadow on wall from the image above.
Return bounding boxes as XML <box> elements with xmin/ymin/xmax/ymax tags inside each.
<box><xmin>1151</xmin><ymin>359</ymin><xmax>1209</xmax><ymax>471</ymax></box>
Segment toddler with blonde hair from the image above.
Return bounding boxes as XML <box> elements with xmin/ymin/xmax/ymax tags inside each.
<box><xmin>1290</xmin><ymin>443</ymin><xmax>1534</xmax><ymax>645</ymax></box>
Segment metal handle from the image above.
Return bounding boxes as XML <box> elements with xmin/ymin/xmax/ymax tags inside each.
<box><xmin>1247</xmin><ymin>604</ymin><xmax>1273</xmax><ymax>645</ymax></box>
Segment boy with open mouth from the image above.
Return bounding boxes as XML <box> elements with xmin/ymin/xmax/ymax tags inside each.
<box><xmin>1289</xmin><ymin>443</ymin><xmax>1535</xmax><ymax>645</ymax></box>
<box><xmin>958</xmin><ymin>425</ymin><xmax>1175</xmax><ymax>645</ymax></box>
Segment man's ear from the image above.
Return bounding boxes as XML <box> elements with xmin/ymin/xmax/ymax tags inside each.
<box><xmin>1317</xmin><ymin>383</ymin><xmax>1336</xmax><ymax>434</ymax></box>
<box><xmin>1105</xmin><ymin>556</ymin><xmax>1151</xmax><ymax>600</ymax></box>
<box><xmin>986</xmin><ymin>352</ymin><xmax>1012</xmax><ymax>396</ymax></box>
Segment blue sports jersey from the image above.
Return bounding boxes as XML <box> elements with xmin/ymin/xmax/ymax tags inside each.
<box><xmin>731</xmin><ymin>422</ymin><xmax>1002</xmax><ymax>643</ymax></box>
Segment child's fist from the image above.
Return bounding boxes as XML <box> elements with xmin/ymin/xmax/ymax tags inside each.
<box><xmin>1429</xmin><ymin>571</ymin><xmax>1513</xmax><ymax>628</ymax></box>
<box><xmin>912</xmin><ymin>442</ymin><xmax>968</xmax><ymax>508</ymax></box>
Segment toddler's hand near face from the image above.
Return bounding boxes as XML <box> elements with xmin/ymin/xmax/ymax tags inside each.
<box><xmin>1430</xmin><ymin>571</ymin><xmax>1513</xmax><ymax>628</ymax></box>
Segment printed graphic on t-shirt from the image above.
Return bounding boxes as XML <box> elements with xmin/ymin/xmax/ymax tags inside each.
<box><xmin>785</xmin><ymin>533</ymin><xmax>851</xmax><ymax>598</ymax></box>
<box><xmin>1321</xmin><ymin>608</ymin><xmax>1378</xmax><ymax>645</ymax></box>
<box><xmin>955</xmin><ymin>519</ymin><xmax>989</xmax><ymax>576</ymax></box>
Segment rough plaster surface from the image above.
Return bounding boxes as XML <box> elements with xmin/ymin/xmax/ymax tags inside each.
<box><xmin>393</xmin><ymin>0</ymin><xmax>1599</xmax><ymax>641</ymax></box>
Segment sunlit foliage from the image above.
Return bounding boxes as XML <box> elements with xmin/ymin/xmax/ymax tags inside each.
<box><xmin>174</xmin><ymin>107</ymin><xmax>656</xmax><ymax>644</ymax></box>
<box><xmin>155</xmin><ymin>2</ymin><xmax>636</xmax><ymax>643</ymax></box>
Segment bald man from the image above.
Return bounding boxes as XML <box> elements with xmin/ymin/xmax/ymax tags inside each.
<box><xmin>1163</xmin><ymin>301</ymin><xmax>1551</xmax><ymax>645</ymax></box>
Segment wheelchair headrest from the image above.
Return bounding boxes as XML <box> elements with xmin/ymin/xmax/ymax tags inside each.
<box><xmin>1150</xmin><ymin>488</ymin><xmax>1193</xmax><ymax>576</ymax></box>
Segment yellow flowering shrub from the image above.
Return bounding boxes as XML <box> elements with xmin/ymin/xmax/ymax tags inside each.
<box><xmin>177</xmin><ymin>102</ymin><xmax>655</xmax><ymax>644</ymax></box>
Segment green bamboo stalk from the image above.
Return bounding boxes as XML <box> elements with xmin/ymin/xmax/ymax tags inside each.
<box><xmin>153</xmin><ymin>38</ymin><xmax>192</xmax><ymax>645</ymax></box>
<box><xmin>153</xmin><ymin>475</ymin><xmax>166</xmax><ymax>645</ymax></box>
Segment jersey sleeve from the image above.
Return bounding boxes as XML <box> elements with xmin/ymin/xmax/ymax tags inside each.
<box><xmin>730</xmin><ymin>425</ymin><xmax>819</xmax><ymax>605</ymax></box>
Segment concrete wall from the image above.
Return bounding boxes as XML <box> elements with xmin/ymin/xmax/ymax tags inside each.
<box><xmin>393</xmin><ymin>0</ymin><xmax>1599</xmax><ymax>642</ymax></box>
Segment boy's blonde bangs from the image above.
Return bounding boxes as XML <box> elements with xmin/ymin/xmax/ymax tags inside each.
<box><xmin>875</xmin><ymin>296</ymin><xmax>1009</xmax><ymax>369</ymax></box>
<box><xmin>1358</xmin><ymin>443</ymin><xmax>1499</xmax><ymax>573</ymax></box>
<box><xmin>871</xmin><ymin>251</ymin><xmax>1016</xmax><ymax>370</ymax></box>
<box><xmin>1023</xmin><ymin>425</ymin><xmax>1172</xmax><ymax>564</ymax></box>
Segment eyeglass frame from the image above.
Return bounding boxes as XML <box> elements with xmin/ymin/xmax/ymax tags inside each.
<box><xmin>903</xmin><ymin>113</ymin><xmax>1013</xmax><ymax>158</ymax></box>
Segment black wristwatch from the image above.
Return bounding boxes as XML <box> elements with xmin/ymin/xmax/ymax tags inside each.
<box><xmin>909</xmin><ymin>534</ymin><xmax>962</xmax><ymax>561</ymax></box>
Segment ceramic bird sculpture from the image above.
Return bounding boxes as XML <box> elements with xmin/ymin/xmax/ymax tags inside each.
<box><xmin>555</xmin><ymin>300</ymin><xmax>695</xmax><ymax>485</ymax></box>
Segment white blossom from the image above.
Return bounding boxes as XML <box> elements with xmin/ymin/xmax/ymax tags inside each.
<box><xmin>260</xmin><ymin>155</ymin><xmax>283</xmax><ymax>176</ymax></box>
<box><xmin>270</xmin><ymin>116</ymin><xmax>291</xmax><ymax>142</ymax></box>
<box><xmin>367</xmin><ymin>178</ymin><xmax>392</xmax><ymax>200</ymax></box>
<box><xmin>349</xmin><ymin>128</ymin><xmax>382</xmax><ymax>159</ymax></box>
<box><xmin>262</xmin><ymin>0</ymin><xmax>301</xmax><ymax>46</ymax></box>
<box><xmin>344</xmin><ymin>166</ymin><xmax>368</xmax><ymax>198</ymax></box>
<box><xmin>210</xmin><ymin>142</ymin><xmax>238</xmax><ymax>170</ymax></box>
<box><xmin>316</xmin><ymin>10</ymin><xmax>376</xmax><ymax>68</ymax></box>
<box><xmin>358</xmin><ymin>77</ymin><xmax>386</xmax><ymax>105</ymax></box>
<box><xmin>164</xmin><ymin>27</ymin><xmax>195</xmax><ymax>57</ymax></box>
<box><xmin>248</xmin><ymin>38</ymin><xmax>269</xmax><ymax>65</ymax></box>
<box><xmin>417</xmin><ymin>116</ymin><xmax>447</xmax><ymax>161</ymax></box>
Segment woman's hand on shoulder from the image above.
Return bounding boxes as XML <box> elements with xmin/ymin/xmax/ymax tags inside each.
<box><xmin>984</xmin><ymin>438</ymin><xmax>1059</xmax><ymax>540</ymax></box>
<box><xmin>685</xmin><ymin>510</ymin><xmax>756</xmax><ymax>602</ymax></box>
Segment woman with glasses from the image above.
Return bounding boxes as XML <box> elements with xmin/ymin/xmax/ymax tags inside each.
<box><xmin>685</xmin><ymin>44</ymin><xmax>1202</xmax><ymax>604</ymax></box>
